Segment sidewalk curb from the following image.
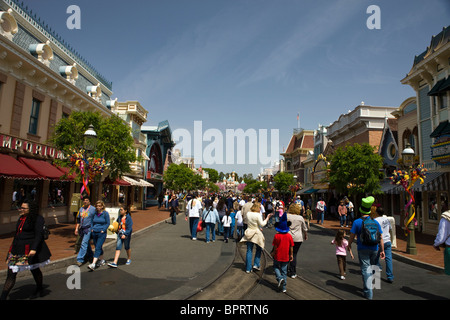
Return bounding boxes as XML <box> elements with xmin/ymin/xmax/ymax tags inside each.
<box><xmin>310</xmin><ymin>223</ymin><xmax>445</xmax><ymax>274</ymax></box>
<box><xmin>0</xmin><ymin>215</ymin><xmax>169</xmax><ymax>283</ymax></box>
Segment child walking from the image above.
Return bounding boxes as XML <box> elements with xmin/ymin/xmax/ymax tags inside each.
<box><xmin>331</xmin><ymin>229</ymin><xmax>354</xmax><ymax>279</ymax></box>
<box><xmin>108</xmin><ymin>205</ymin><xmax>133</xmax><ymax>268</ymax></box>
<box><xmin>222</xmin><ymin>211</ymin><xmax>232</xmax><ymax>243</ymax></box>
<box><xmin>271</xmin><ymin>212</ymin><xmax>294</xmax><ymax>293</ymax></box>
<box><xmin>305</xmin><ymin>205</ymin><xmax>312</xmax><ymax>228</ymax></box>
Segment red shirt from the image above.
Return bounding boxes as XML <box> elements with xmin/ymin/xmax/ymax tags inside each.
<box><xmin>272</xmin><ymin>233</ymin><xmax>294</xmax><ymax>262</ymax></box>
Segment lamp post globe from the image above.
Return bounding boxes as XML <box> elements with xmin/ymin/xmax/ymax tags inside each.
<box><xmin>402</xmin><ymin>143</ymin><xmax>415</xmax><ymax>167</ymax></box>
<box><xmin>83</xmin><ymin>124</ymin><xmax>97</xmax><ymax>153</ymax></box>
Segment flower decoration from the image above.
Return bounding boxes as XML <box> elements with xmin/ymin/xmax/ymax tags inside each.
<box><xmin>390</xmin><ymin>164</ymin><xmax>427</xmax><ymax>236</ymax></box>
<box><xmin>67</xmin><ymin>148</ymin><xmax>108</xmax><ymax>196</ymax></box>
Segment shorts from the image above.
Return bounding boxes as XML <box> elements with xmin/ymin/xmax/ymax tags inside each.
<box><xmin>116</xmin><ymin>234</ymin><xmax>132</xmax><ymax>251</ymax></box>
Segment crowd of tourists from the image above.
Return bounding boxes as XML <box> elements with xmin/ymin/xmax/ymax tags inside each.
<box><xmin>161</xmin><ymin>191</ymin><xmax>399</xmax><ymax>298</ymax></box>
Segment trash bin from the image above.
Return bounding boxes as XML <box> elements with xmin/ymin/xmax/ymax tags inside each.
<box><xmin>179</xmin><ymin>200</ymin><xmax>186</xmax><ymax>215</ymax></box>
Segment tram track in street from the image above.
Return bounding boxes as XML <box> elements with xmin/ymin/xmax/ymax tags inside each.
<box><xmin>187</xmin><ymin>241</ymin><xmax>343</xmax><ymax>300</ymax></box>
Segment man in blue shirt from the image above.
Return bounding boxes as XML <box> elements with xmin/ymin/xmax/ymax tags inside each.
<box><xmin>348</xmin><ymin>196</ymin><xmax>385</xmax><ymax>300</ymax></box>
<box><xmin>75</xmin><ymin>196</ymin><xmax>96</xmax><ymax>266</ymax></box>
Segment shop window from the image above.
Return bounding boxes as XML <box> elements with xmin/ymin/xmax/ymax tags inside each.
<box><xmin>29</xmin><ymin>98</ymin><xmax>41</xmax><ymax>135</ymax></box>
<box><xmin>102</xmin><ymin>184</ymin><xmax>113</xmax><ymax>203</ymax></box>
<box><xmin>11</xmin><ymin>180</ymin><xmax>39</xmax><ymax>210</ymax></box>
<box><xmin>48</xmin><ymin>181</ymin><xmax>69</xmax><ymax>207</ymax></box>
<box><xmin>428</xmin><ymin>192</ymin><xmax>438</xmax><ymax>221</ymax></box>
<box><xmin>438</xmin><ymin>93</ymin><xmax>448</xmax><ymax>110</ymax></box>
<box><xmin>440</xmin><ymin>192</ymin><xmax>449</xmax><ymax>215</ymax></box>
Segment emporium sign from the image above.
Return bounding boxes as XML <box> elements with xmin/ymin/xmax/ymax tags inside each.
<box><xmin>431</xmin><ymin>135</ymin><xmax>450</xmax><ymax>166</ymax></box>
<box><xmin>0</xmin><ymin>134</ymin><xmax>64</xmax><ymax>159</ymax></box>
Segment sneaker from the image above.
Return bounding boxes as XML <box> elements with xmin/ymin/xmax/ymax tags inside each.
<box><xmin>290</xmin><ymin>274</ymin><xmax>297</xmax><ymax>279</ymax></box>
<box><xmin>340</xmin><ymin>276</ymin><xmax>345</xmax><ymax>280</ymax></box>
<box><xmin>108</xmin><ymin>262</ymin><xmax>118</xmax><ymax>268</ymax></box>
<box><xmin>253</xmin><ymin>265</ymin><xmax>261</xmax><ymax>271</ymax></box>
<box><xmin>126</xmin><ymin>259</ymin><xmax>131</xmax><ymax>265</ymax></box>
<box><xmin>87</xmin><ymin>263</ymin><xmax>96</xmax><ymax>271</ymax></box>
<box><xmin>277</xmin><ymin>278</ymin><xmax>285</xmax><ymax>291</ymax></box>
<box><xmin>282</xmin><ymin>289</ymin><xmax>287</xmax><ymax>293</ymax></box>
<box><xmin>96</xmin><ymin>259</ymin><xmax>106</xmax><ymax>267</ymax></box>
<box><xmin>76</xmin><ymin>261</ymin><xmax>83</xmax><ymax>267</ymax></box>
<box><xmin>192</xmin><ymin>238</ymin><xmax>197</xmax><ymax>241</ymax></box>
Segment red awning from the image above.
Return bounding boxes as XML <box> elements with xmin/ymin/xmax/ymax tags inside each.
<box><xmin>18</xmin><ymin>157</ymin><xmax>64</xmax><ymax>180</ymax></box>
<box><xmin>57</xmin><ymin>166</ymin><xmax>76</xmax><ymax>181</ymax></box>
<box><xmin>103</xmin><ymin>177</ymin><xmax>131</xmax><ymax>186</ymax></box>
<box><xmin>0</xmin><ymin>154</ymin><xmax>42</xmax><ymax>179</ymax></box>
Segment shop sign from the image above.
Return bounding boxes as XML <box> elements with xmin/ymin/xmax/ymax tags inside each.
<box><xmin>431</xmin><ymin>135</ymin><xmax>450</xmax><ymax>166</ymax></box>
<box><xmin>0</xmin><ymin>134</ymin><xmax>64</xmax><ymax>159</ymax></box>
<box><xmin>147</xmin><ymin>171</ymin><xmax>163</xmax><ymax>181</ymax></box>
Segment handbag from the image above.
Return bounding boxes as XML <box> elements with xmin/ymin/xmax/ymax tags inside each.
<box><xmin>197</xmin><ymin>220</ymin><xmax>204</xmax><ymax>232</ymax></box>
<box><xmin>201</xmin><ymin>208</ymin><xmax>212</xmax><ymax>228</ymax></box>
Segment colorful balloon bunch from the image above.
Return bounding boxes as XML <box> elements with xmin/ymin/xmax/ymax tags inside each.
<box><xmin>390</xmin><ymin>164</ymin><xmax>427</xmax><ymax>236</ymax></box>
<box><xmin>68</xmin><ymin>148</ymin><xmax>108</xmax><ymax>196</ymax></box>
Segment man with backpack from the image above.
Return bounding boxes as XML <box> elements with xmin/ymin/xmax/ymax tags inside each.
<box><xmin>347</xmin><ymin>196</ymin><xmax>385</xmax><ymax>300</ymax></box>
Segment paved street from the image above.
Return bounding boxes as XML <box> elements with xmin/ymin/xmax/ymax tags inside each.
<box><xmin>4</xmin><ymin>213</ymin><xmax>450</xmax><ymax>301</ymax></box>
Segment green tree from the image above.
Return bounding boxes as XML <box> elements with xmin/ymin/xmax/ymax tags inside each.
<box><xmin>203</xmin><ymin>168</ymin><xmax>219</xmax><ymax>183</ymax></box>
<box><xmin>328</xmin><ymin>143</ymin><xmax>384</xmax><ymax>197</ymax></box>
<box><xmin>190</xmin><ymin>172</ymin><xmax>206</xmax><ymax>191</ymax></box>
<box><xmin>273</xmin><ymin>172</ymin><xmax>295</xmax><ymax>193</ymax></box>
<box><xmin>50</xmin><ymin>111</ymin><xmax>136</xmax><ymax>181</ymax></box>
<box><xmin>243</xmin><ymin>180</ymin><xmax>267</xmax><ymax>194</ymax></box>
<box><xmin>163</xmin><ymin>163</ymin><xmax>194</xmax><ymax>192</ymax></box>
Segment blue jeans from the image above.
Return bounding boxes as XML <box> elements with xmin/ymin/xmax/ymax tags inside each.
<box><xmin>246</xmin><ymin>242</ymin><xmax>262</xmax><ymax>272</ymax></box>
<box><xmin>205</xmin><ymin>223</ymin><xmax>216</xmax><ymax>242</ymax></box>
<box><xmin>189</xmin><ymin>217</ymin><xmax>199</xmax><ymax>239</ymax></box>
<box><xmin>317</xmin><ymin>211</ymin><xmax>324</xmax><ymax>224</ymax></box>
<box><xmin>273</xmin><ymin>260</ymin><xmax>288</xmax><ymax>291</ymax></box>
<box><xmin>170</xmin><ymin>209</ymin><xmax>177</xmax><ymax>225</ymax></box>
<box><xmin>91</xmin><ymin>231</ymin><xmax>107</xmax><ymax>259</ymax></box>
<box><xmin>340</xmin><ymin>215</ymin><xmax>347</xmax><ymax>226</ymax></box>
<box><xmin>77</xmin><ymin>230</ymin><xmax>93</xmax><ymax>263</ymax></box>
<box><xmin>218</xmin><ymin>216</ymin><xmax>224</xmax><ymax>234</ymax></box>
<box><xmin>236</xmin><ymin>226</ymin><xmax>244</xmax><ymax>240</ymax></box>
<box><xmin>358</xmin><ymin>249</ymin><xmax>379</xmax><ymax>299</ymax></box>
<box><xmin>377</xmin><ymin>241</ymin><xmax>394</xmax><ymax>281</ymax></box>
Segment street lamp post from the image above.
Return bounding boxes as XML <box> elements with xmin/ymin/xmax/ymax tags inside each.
<box><xmin>402</xmin><ymin>143</ymin><xmax>417</xmax><ymax>255</ymax></box>
<box><xmin>83</xmin><ymin>124</ymin><xmax>97</xmax><ymax>196</ymax></box>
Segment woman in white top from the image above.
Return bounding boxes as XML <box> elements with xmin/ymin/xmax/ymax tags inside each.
<box><xmin>186</xmin><ymin>194</ymin><xmax>203</xmax><ymax>240</ymax></box>
<box><xmin>286</xmin><ymin>204</ymin><xmax>308</xmax><ymax>278</ymax></box>
<box><xmin>240</xmin><ymin>202</ymin><xmax>273</xmax><ymax>273</ymax></box>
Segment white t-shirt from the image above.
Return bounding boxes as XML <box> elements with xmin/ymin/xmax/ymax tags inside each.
<box><xmin>187</xmin><ymin>198</ymin><xmax>202</xmax><ymax>218</ymax></box>
<box><xmin>235</xmin><ymin>211</ymin><xmax>243</xmax><ymax>226</ymax></box>
<box><xmin>375</xmin><ymin>216</ymin><xmax>391</xmax><ymax>243</ymax></box>
<box><xmin>222</xmin><ymin>215</ymin><xmax>232</xmax><ymax>227</ymax></box>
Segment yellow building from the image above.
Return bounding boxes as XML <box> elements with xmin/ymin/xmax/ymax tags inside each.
<box><xmin>0</xmin><ymin>1</ymin><xmax>115</xmax><ymax>233</ymax></box>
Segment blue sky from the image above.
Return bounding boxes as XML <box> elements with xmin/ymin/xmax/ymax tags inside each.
<box><xmin>21</xmin><ymin>0</ymin><xmax>450</xmax><ymax>176</ymax></box>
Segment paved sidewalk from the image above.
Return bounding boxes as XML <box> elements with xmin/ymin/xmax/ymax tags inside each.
<box><xmin>0</xmin><ymin>207</ymin><xmax>445</xmax><ymax>275</ymax></box>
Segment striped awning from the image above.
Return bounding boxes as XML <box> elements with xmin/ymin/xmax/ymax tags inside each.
<box><xmin>414</xmin><ymin>171</ymin><xmax>449</xmax><ymax>192</ymax></box>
